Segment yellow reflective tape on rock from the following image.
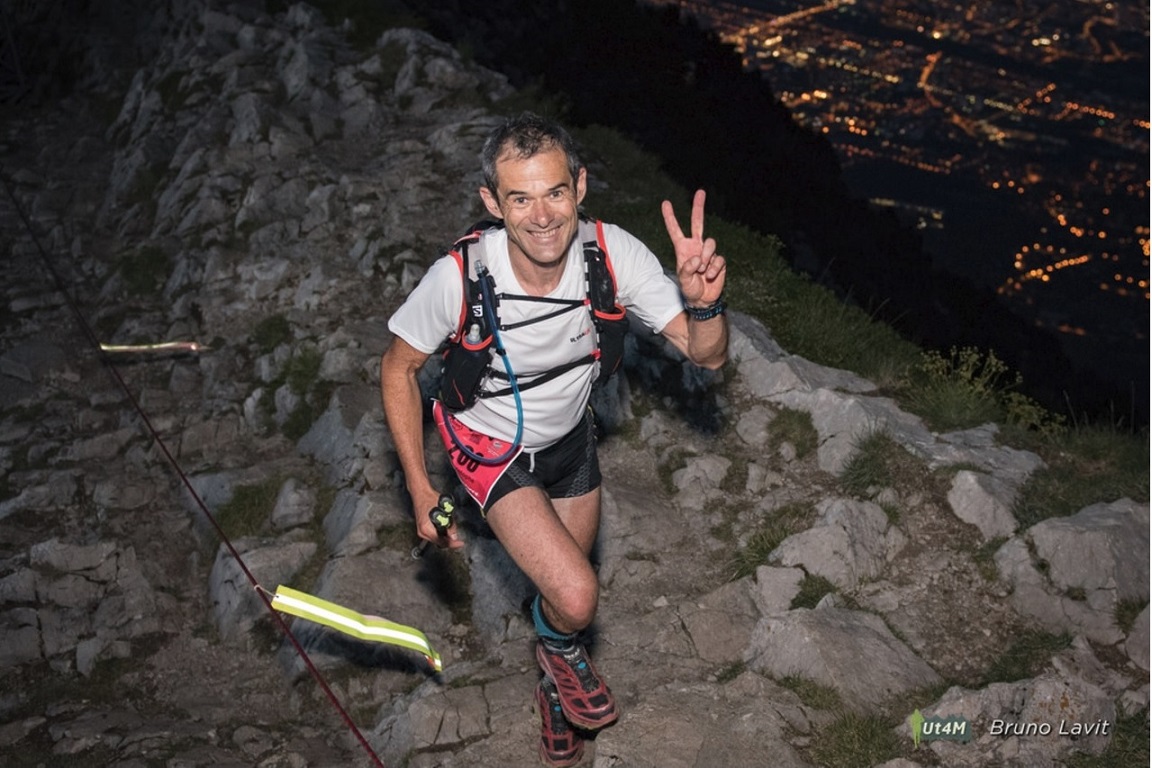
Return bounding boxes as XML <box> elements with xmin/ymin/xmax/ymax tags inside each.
<box><xmin>271</xmin><ymin>585</ymin><xmax>443</xmax><ymax>672</ymax></box>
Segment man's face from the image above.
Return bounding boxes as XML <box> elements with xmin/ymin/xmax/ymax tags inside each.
<box><xmin>479</xmin><ymin>146</ymin><xmax>587</xmax><ymax>272</ymax></box>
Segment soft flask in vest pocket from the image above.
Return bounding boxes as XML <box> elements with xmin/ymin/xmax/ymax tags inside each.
<box><xmin>440</xmin><ymin>323</ymin><xmax>493</xmax><ymax>411</ymax></box>
<box><xmin>593</xmin><ymin>304</ymin><xmax>628</xmax><ymax>385</ymax></box>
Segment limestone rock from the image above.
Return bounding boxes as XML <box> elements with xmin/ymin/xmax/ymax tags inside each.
<box><xmin>747</xmin><ymin>606</ymin><xmax>943</xmax><ymax>711</ymax></box>
<box><xmin>771</xmin><ymin>497</ymin><xmax>907</xmax><ymax>590</ymax></box>
<box><xmin>947</xmin><ymin>469</ymin><xmax>1019</xmax><ymax>541</ymax></box>
<box><xmin>995</xmin><ymin>497</ymin><xmax>1150</xmax><ymax>644</ymax></box>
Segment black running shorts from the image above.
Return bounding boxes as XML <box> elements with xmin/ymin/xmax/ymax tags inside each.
<box><xmin>483</xmin><ymin>408</ymin><xmax>601</xmax><ymax>512</ymax></box>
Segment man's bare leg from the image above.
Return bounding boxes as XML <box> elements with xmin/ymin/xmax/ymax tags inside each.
<box><xmin>486</xmin><ymin>486</ymin><xmax>618</xmax><ymax>730</ymax></box>
<box><xmin>485</xmin><ymin>486</ymin><xmax>601</xmax><ymax>633</ymax></box>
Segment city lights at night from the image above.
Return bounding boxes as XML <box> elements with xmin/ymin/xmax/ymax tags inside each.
<box><xmin>647</xmin><ymin>0</ymin><xmax>1148</xmax><ymax>380</ymax></box>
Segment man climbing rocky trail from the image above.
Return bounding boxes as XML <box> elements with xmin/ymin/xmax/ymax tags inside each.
<box><xmin>0</xmin><ymin>3</ymin><xmax>1145</xmax><ymax>767</ymax></box>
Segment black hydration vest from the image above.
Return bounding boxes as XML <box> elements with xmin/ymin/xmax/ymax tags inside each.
<box><xmin>438</xmin><ymin>216</ymin><xmax>628</xmax><ymax>412</ymax></box>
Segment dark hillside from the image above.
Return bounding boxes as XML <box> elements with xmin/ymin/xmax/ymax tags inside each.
<box><xmin>398</xmin><ymin>0</ymin><xmax>1144</xmax><ymax>425</ymax></box>
<box><xmin>6</xmin><ymin>0</ymin><xmax>1139</xmax><ymax>423</ymax></box>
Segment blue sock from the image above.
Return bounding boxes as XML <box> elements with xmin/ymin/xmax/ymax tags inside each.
<box><xmin>532</xmin><ymin>594</ymin><xmax>577</xmax><ymax>649</ymax></box>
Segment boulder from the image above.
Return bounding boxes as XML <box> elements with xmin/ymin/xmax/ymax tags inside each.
<box><xmin>747</xmin><ymin>606</ymin><xmax>943</xmax><ymax>712</ymax></box>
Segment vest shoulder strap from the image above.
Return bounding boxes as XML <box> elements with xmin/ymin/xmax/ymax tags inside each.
<box><xmin>440</xmin><ymin>216</ymin><xmax>625</xmax><ymax>402</ymax></box>
<box><xmin>447</xmin><ymin>219</ymin><xmax>502</xmax><ymax>342</ymax></box>
<box><xmin>580</xmin><ymin>217</ymin><xmax>617</xmax><ymax>314</ymax></box>
<box><xmin>448</xmin><ymin>216</ymin><xmax>618</xmax><ymax>338</ymax></box>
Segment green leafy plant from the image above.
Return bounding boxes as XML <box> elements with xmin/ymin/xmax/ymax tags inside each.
<box><xmin>904</xmin><ymin>346</ymin><xmax>1012</xmax><ymax>430</ymax></box>
<box><xmin>903</xmin><ymin>346</ymin><xmax>1067</xmax><ymax>435</ymax></box>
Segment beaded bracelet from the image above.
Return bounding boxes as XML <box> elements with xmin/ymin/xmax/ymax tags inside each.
<box><xmin>684</xmin><ymin>297</ymin><xmax>727</xmax><ymax>321</ymax></box>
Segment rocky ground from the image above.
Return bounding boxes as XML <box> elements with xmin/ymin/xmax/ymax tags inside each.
<box><xmin>0</xmin><ymin>3</ymin><xmax>1146</xmax><ymax>768</ymax></box>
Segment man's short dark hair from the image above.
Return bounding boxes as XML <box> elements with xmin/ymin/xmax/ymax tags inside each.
<box><xmin>481</xmin><ymin>112</ymin><xmax>584</xmax><ymax>195</ymax></box>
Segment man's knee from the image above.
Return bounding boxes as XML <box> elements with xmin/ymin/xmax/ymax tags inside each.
<box><xmin>546</xmin><ymin>572</ymin><xmax>600</xmax><ymax>632</ymax></box>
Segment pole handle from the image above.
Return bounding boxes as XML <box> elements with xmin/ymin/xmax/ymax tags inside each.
<box><xmin>411</xmin><ymin>495</ymin><xmax>456</xmax><ymax>559</ymax></box>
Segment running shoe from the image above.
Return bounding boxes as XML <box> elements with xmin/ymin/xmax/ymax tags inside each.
<box><xmin>534</xmin><ymin>676</ymin><xmax>585</xmax><ymax>767</ymax></box>
<box><xmin>535</xmin><ymin>640</ymin><xmax>618</xmax><ymax>730</ymax></box>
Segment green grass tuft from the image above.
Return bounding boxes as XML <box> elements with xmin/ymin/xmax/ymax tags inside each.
<box><xmin>715</xmin><ymin>661</ymin><xmax>745</xmax><ymax>684</ymax></box>
<box><xmin>769</xmin><ymin>406</ymin><xmax>818</xmax><ymax>459</ymax></box>
<box><xmin>980</xmin><ymin>629</ymin><xmax>1072</xmax><ymax>685</ymax></box>
<box><xmin>252</xmin><ymin>315</ymin><xmax>292</xmax><ymax>353</ymax></box>
<box><xmin>778</xmin><ymin>675</ymin><xmax>842</xmax><ymax>710</ymax></box>
<box><xmin>285</xmin><ymin>346</ymin><xmax>322</xmax><ymax>395</ymax></box>
<box><xmin>791</xmin><ymin>573</ymin><xmax>838</xmax><ymax>610</ymax></box>
<box><xmin>1065</xmin><ymin>706</ymin><xmax>1149</xmax><ymax>768</ymax></box>
<box><xmin>809</xmin><ymin>711</ymin><xmax>902</xmax><ymax>768</ymax></box>
<box><xmin>1114</xmin><ymin>599</ymin><xmax>1148</xmax><ymax>635</ymax></box>
<box><xmin>1013</xmin><ymin>423</ymin><xmax>1150</xmax><ymax>528</ymax></box>
<box><xmin>971</xmin><ymin>537</ymin><xmax>1008</xmax><ymax>582</ymax></box>
<box><xmin>838</xmin><ymin>431</ymin><xmax>898</xmax><ymax>497</ymax></box>
<box><xmin>216</xmin><ymin>478</ymin><xmax>281</xmax><ymax>539</ymax></box>
<box><xmin>902</xmin><ymin>346</ymin><xmax>1014</xmax><ymax>431</ymax></box>
<box><xmin>729</xmin><ymin>502</ymin><xmax>812</xmax><ymax>580</ymax></box>
<box><xmin>117</xmin><ymin>245</ymin><xmax>170</xmax><ymax>296</ymax></box>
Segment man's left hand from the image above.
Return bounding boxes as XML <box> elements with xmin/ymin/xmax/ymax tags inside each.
<box><xmin>662</xmin><ymin>189</ymin><xmax>727</xmax><ymax>307</ymax></box>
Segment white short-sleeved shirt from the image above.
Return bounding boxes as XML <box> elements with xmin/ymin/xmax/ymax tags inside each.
<box><xmin>388</xmin><ymin>222</ymin><xmax>683</xmax><ymax>450</ymax></box>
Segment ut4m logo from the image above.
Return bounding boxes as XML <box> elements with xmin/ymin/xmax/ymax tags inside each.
<box><xmin>909</xmin><ymin>709</ymin><xmax>973</xmax><ymax>748</ymax></box>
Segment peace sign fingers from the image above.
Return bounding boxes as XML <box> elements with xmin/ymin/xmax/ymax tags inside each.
<box><xmin>662</xmin><ymin>189</ymin><xmax>707</xmax><ymax>254</ymax></box>
<box><xmin>661</xmin><ymin>189</ymin><xmax>725</xmax><ymax>306</ymax></box>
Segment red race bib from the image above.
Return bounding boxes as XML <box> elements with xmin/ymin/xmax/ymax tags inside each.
<box><xmin>432</xmin><ymin>401</ymin><xmax>522</xmax><ymax>509</ymax></box>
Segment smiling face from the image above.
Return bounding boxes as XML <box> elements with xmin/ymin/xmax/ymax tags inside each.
<box><xmin>478</xmin><ymin>145</ymin><xmax>588</xmax><ymax>283</ymax></box>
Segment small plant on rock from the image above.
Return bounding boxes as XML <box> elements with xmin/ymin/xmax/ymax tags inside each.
<box><xmin>979</xmin><ymin>629</ymin><xmax>1072</xmax><ymax>685</ymax></box>
<box><xmin>839</xmin><ymin>431</ymin><xmax>897</xmax><ymax>496</ymax></box>
<box><xmin>768</xmin><ymin>406</ymin><xmax>818</xmax><ymax>460</ymax></box>
<box><xmin>117</xmin><ymin>244</ymin><xmax>170</xmax><ymax>296</ymax></box>
<box><xmin>779</xmin><ymin>675</ymin><xmax>841</xmax><ymax>710</ymax></box>
<box><xmin>809</xmin><ymin>710</ymin><xmax>902</xmax><ymax>768</ymax></box>
<box><xmin>252</xmin><ymin>314</ymin><xmax>292</xmax><ymax>353</ymax></box>
<box><xmin>729</xmin><ymin>502</ymin><xmax>812</xmax><ymax>580</ymax></box>
<box><xmin>839</xmin><ymin>430</ymin><xmax>933</xmax><ymax>503</ymax></box>
<box><xmin>1013</xmin><ymin>422</ymin><xmax>1150</xmax><ymax>527</ymax></box>
<box><xmin>1065</xmin><ymin>705</ymin><xmax>1149</xmax><ymax>768</ymax></box>
<box><xmin>970</xmin><ymin>537</ymin><xmax>1007</xmax><ymax>582</ymax></box>
<box><xmin>216</xmin><ymin>478</ymin><xmax>282</xmax><ymax>539</ymax></box>
<box><xmin>1114</xmin><ymin>599</ymin><xmax>1148</xmax><ymax>635</ymax></box>
<box><xmin>904</xmin><ymin>345</ymin><xmax>1012</xmax><ymax>430</ymax></box>
<box><xmin>791</xmin><ymin>573</ymin><xmax>838</xmax><ymax>610</ymax></box>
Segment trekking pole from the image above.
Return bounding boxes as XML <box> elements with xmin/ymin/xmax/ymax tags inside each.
<box><xmin>411</xmin><ymin>495</ymin><xmax>456</xmax><ymax>559</ymax></box>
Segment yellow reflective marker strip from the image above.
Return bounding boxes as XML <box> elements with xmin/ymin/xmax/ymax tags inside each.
<box><xmin>271</xmin><ymin>585</ymin><xmax>443</xmax><ymax>672</ymax></box>
<box><xmin>100</xmin><ymin>341</ymin><xmax>202</xmax><ymax>353</ymax></box>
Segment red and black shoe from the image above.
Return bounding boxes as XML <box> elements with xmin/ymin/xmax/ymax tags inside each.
<box><xmin>535</xmin><ymin>640</ymin><xmax>618</xmax><ymax>730</ymax></box>
<box><xmin>535</xmin><ymin>677</ymin><xmax>585</xmax><ymax>767</ymax></box>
